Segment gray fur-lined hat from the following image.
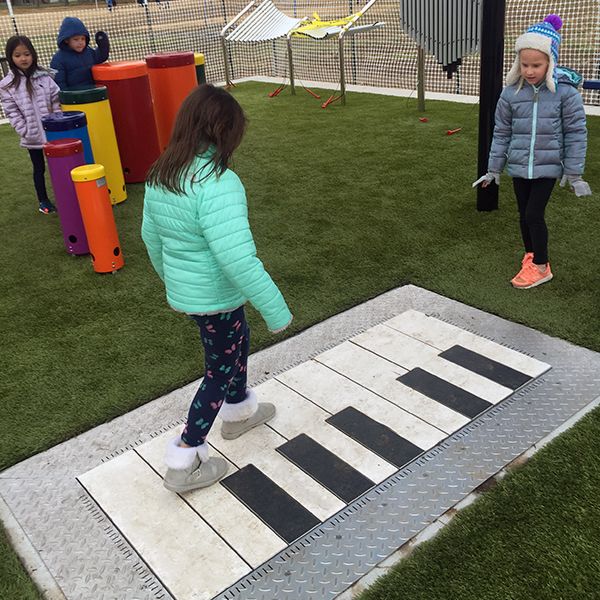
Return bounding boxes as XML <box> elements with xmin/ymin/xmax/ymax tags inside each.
<box><xmin>506</xmin><ymin>14</ymin><xmax>563</xmax><ymax>92</ymax></box>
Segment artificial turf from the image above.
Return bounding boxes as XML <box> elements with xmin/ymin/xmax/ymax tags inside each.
<box><xmin>0</xmin><ymin>524</ymin><xmax>42</xmax><ymax>599</ymax></box>
<box><xmin>0</xmin><ymin>81</ymin><xmax>599</xmax><ymax>597</ymax></box>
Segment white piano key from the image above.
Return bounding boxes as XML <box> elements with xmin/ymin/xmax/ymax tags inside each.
<box><xmin>136</xmin><ymin>431</ymin><xmax>287</xmax><ymax>567</ymax></box>
<box><xmin>209</xmin><ymin>421</ymin><xmax>345</xmax><ymax>521</ymax></box>
<box><xmin>78</xmin><ymin>451</ymin><xmax>249</xmax><ymax>600</ymax></box>
<box><xmin>276</xmin><ymin>359</ymin><xmax>445</xmax><ymax>450</ymax></box>
<box><xmin>384</xmin><ymin>310</ymin><xmax>550</xmax><ymax>377</ymax></box>
<box><xmin>314</xmin><ymin>341</ymin><xmax>469</xmax><ymax>433</ymax></box>
<box><xmin>353</xmin><ymin>324</ymin><xmax>514</xmax><ymax>403</ymax></box>
<box><xmin>257</xmin><ymin>378</ymin><xmax>398</xmax><ymax>482</ymax></box>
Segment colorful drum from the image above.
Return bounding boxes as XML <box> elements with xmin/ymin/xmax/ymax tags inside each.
<box><xmin>60</xmin><ymin>87</ymin><xmax>127</xmax><ymax>205</ymax></box>
<box><xmin>145</xmin><ymin>51</ymin><xmax>197</xmax><ymax>150</ymax></box>
<box><xmin>44</xmin><ymin>138</ymin><xmax>89</xmax><ymax>256</ymax></box>
<box><xmin>71</xmin><ymin>164</ymin><xmax>125</xmax><ymax>274</ymax></box>
<box><xmin>42</xmin><ymin>111</ymin><xmax>94</xmax><ymax>164</ymax></box>
<box><xmin>92</xmin><ymin>61</ymin><xmax>160</xmax><ymax>183</ymax></box>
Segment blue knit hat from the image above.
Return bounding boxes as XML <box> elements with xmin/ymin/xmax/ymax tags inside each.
<box><xmin>506</xmin><ymin>14</ymin><xmax>563</xmax><ymax>92</ymax></box>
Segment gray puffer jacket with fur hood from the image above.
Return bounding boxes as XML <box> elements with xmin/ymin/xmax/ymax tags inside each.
<box><xmin>0</xmin><ymin>70</ymin><xmax>60</xmax><ymax>149</ymax></box>
<box><xmin>488</xmin><ymin>67</ymin><xmax>587</xmax><ymax>179</ymax></box>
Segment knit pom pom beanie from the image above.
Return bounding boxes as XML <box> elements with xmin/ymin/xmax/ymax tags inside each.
<box><xmin>506</xmin><ymin>14</ymin><xmax>563</xmax><ymax>92</ymax></box>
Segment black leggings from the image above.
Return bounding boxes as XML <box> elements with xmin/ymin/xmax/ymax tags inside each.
<box><xmin>28</xmin><ymin>149</ymin><xmax>49</xmax><ymax>204</ymax></box>
<box><xmin>513</xmin><ymin>177</ymin><xmax>556</xmax><ymax>265</ymax></box>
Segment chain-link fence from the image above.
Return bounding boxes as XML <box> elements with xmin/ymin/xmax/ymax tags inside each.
<box><xmin>0</xmin><ymin>0</ymin><xmax>598</xmax><ymax>121</ymax></box>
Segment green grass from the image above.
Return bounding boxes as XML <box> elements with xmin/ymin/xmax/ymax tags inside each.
<box><xmin>358</xmin><ymin>407</ymin><xmax>600</xmax><ymax>600</ymax></box>
<box><xmin>1</xmin><ymin>82</ymin><xmax>599</xmax><ymax>596</ymax></box>
<box><xmin>0</xmin><ymin>525</ymin><xmax>42</xmax><ymax>600</ymax></box>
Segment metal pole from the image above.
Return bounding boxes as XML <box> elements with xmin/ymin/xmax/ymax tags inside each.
<box><xmin>6</xmin><ymin>0</ymin><xmax>19</xmax><ymax>36</ymax></box>
<box><xmin>287</xmin><ymin>36</ymin><xmax>296</xmax><ymax>95</ymax></box>
<box><xmin>476</xmin><ymin>0</ymin><xmax>505</xmax><ymax>212</ymax></box>
<box><xmin>417</xmin><ymin>45</ymin><xmax>425</xmax><ymax>112</ymax></box>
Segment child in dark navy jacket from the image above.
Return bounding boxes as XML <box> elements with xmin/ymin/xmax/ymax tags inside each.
<box><xmin>50</xmin><ymin>17</ymin><xmax>109</xmax><ymax>90</ymax></box>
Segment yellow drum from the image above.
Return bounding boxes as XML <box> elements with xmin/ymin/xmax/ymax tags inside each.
<box><xmin>60</xmin><ymin>87</ymin><xmax>126</xmax><ymax>205</ymax></box>
<box><xmin>194</xmin><ymin>52</ymin><xmax>206</xmax><ymax>84</ymax></box>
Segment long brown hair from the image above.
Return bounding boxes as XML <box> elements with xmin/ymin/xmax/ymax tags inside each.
<box><xmin>147</xmin><ymin>84</ymin><xmax>247</xmax><ymax>195</ymax></box>
<box><xmin>4</xmin><ymin>36</ymin><xmax>41</xmax><ymax>96</ymax></box>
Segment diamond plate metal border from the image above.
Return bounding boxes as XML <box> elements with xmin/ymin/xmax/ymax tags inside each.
<box><xmin>1</xmin><ymin>285</ymin><xmax>599</xmax><ymax>600</ymax></box>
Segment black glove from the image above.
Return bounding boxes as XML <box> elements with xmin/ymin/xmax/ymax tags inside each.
<box><xmin>95</xmin><ymin>31</ymin><xmax>108</xmax><ymax>45</ymax></box>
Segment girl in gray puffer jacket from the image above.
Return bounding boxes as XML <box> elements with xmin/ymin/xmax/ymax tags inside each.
<box><xmin>474</xmin><ymin>14</ymin><xmax>591</xmax><ymax>290</ymax></box>
<box><xmin>0</xmin><ymin>36</ymin><xmax>61</xmax><ymax>214</ymax></box>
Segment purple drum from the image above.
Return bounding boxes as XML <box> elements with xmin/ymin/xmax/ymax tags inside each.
<box><xmin>43</xmin><ymin>139</ymin><xmax>89</xmax><ymax>255</ymax></box>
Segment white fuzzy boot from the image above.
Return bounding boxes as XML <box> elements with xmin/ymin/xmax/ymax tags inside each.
<box><xmin>219</xmin><ymin>389</ymin><xmax>276</xmax><ymax>440</ymax></box>
<box><xmin>163</xmin><ymin>437</ymin><xmax>227</xmax><ymax>492</ymax></box>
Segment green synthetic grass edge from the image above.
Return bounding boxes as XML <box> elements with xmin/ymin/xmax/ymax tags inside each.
<box><xmin>0</xmin><ymin>524</ymin><xmax>42</xmax><ymax>600</ymax></box>
<box><xmin>358</xmin><ymin>406</ymin><xmax>600</xmax><ymax>600</ymax></box>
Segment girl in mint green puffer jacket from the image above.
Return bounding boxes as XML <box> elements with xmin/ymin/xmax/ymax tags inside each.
<box><xmin>142</xmin><ymin>84</ymin><xmax>292</xmax><ymax>492</ymax></box>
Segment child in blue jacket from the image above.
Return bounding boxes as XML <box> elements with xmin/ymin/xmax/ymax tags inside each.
<box><xmin>50</xmin><ymin>17</ymin><xmax>109</xmax><ymax>90</ymax></box>
<box><xmin>142</xmin><ymin>85</ymin><xmax>293</xmax><ymax>493</ymax></box>
<box><xmin>474</xmin><ymin>14</ymin><xmax>591</xmax><ymax>289</ymax></box>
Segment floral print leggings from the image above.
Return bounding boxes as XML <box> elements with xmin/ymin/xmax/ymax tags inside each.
<box><xmin>181</xmin><ymin>305</ymin><xmax>249</xmax><ymax>447</ymax></box>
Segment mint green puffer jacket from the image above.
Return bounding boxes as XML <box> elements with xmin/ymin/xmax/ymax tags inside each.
<box><xmin>141</xmin><ymin>153</ymin><xmax>292</xmax><ymax>332</ymax></box>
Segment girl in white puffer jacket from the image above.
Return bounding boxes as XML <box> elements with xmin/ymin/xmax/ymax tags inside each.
<box><xmin>0</xmin><ymin>36</ymin><xmax>61</xmax><ymax>214</ymax></box>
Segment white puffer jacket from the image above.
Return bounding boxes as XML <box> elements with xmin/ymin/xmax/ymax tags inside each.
<box><xmin>0</xmin><ymin>70</ymin><xmax>61</xmax><ymax>149</ymax></box>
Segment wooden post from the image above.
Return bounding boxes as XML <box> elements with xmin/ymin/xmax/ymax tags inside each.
<box><xmin>221</xmin><ymin>37</ymin><xmax>232</xmax><ymax>88</ymax></box>
<box><xmin>417</xmin><ymin>46</ymin><xmax>425</xmax><ymax>112</ymax></box>
<box><xmin>339</xmin><ymin>36</ymin><xmax>347</xmax><ymax>105</ymax></box>
<box><xmin>287</xmin><ymin>37</ymin><xmax>296</xmax><ymax>95</ymax></box>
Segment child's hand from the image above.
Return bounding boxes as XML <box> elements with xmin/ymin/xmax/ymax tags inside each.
<box><xmin>95</xmin><ymin>31</ymin><xmax>108</xmax><ymax>44</ymax></box>
<box><xmin>472</xmin><ymin>172</ymin><xmax>500</xmax><ymax>188</ymax></box>
<box><xmin>560</xmin><ymin>175</ymin><xmax>592</xmax><ymax>197</ymax></box>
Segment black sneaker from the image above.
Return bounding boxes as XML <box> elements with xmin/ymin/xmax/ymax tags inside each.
<box><xmin>39</xmin><ymin>200</ymin><xmax>56</xmax><ymax>214</ymax></box>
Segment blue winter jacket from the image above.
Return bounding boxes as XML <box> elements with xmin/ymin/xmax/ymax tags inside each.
<box><xmin>488</xmin><ymin>68</ymin><xmax>587</xmax><ymax>179</ymax></box>
<box><xmin>141</xmin><ymin>151</ymin><xmax>292</xmax><ymax>332</ymax></box>
<box><xmin>50</xmin><ymin>17</ymin><xmax>109</xmax><ymax>90</ymax></box>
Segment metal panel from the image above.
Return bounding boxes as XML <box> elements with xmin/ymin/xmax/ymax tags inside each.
<box><xmin>399</xmin><ymin>0</ymin><xmax>481</xmax><ymax>75</ymax></box>
<box><xmin>227</xmin><ymin>1</ymin><xmax>302</xmax><ymax>43</ymax></box>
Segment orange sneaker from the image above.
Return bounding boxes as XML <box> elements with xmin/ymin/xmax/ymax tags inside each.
<box><xmin>521</xmin><ymin>252</ymin><xmax>534</xmax><ymax>266</ymax></box>
<box><xmin>511</xmin><ymin>262</ymin><xmax>553</xmax><ymax>289</ymax></box>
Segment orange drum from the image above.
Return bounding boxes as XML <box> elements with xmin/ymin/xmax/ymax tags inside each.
<box><xmin>145</xmin><ymin>52</ymin><xmax>197</xmax><ymax>150</ymax></box>
<box><xmin>71</xmin><ymin>164</ymin><xmax>125</xmax><ymax>274</ymax></box>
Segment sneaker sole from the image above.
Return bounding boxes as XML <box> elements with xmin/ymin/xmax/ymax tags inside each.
<box><xmin>221</xmin><ymin>408</ymin><xmax>276</xmax><ymax>440</ymax></box>
<box><xmin>512</xmin><ymin>273</ymin><xmax>553</xmax><ymax>289</ymax></box>
<box><xmin>162</xmin><ymin>465</ymin><xmax>229</xmax><ymax>493</ymax></box>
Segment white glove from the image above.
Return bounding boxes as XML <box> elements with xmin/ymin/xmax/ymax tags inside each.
<box><xmin>472</xmin><ymin>172</ymin><xmax>500</xmax><ymax>188</ymax></box>
<box><xmin>560</xmin><ymin>175</ymin><xmax>592</xmax><ymax>197</ymax></box>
